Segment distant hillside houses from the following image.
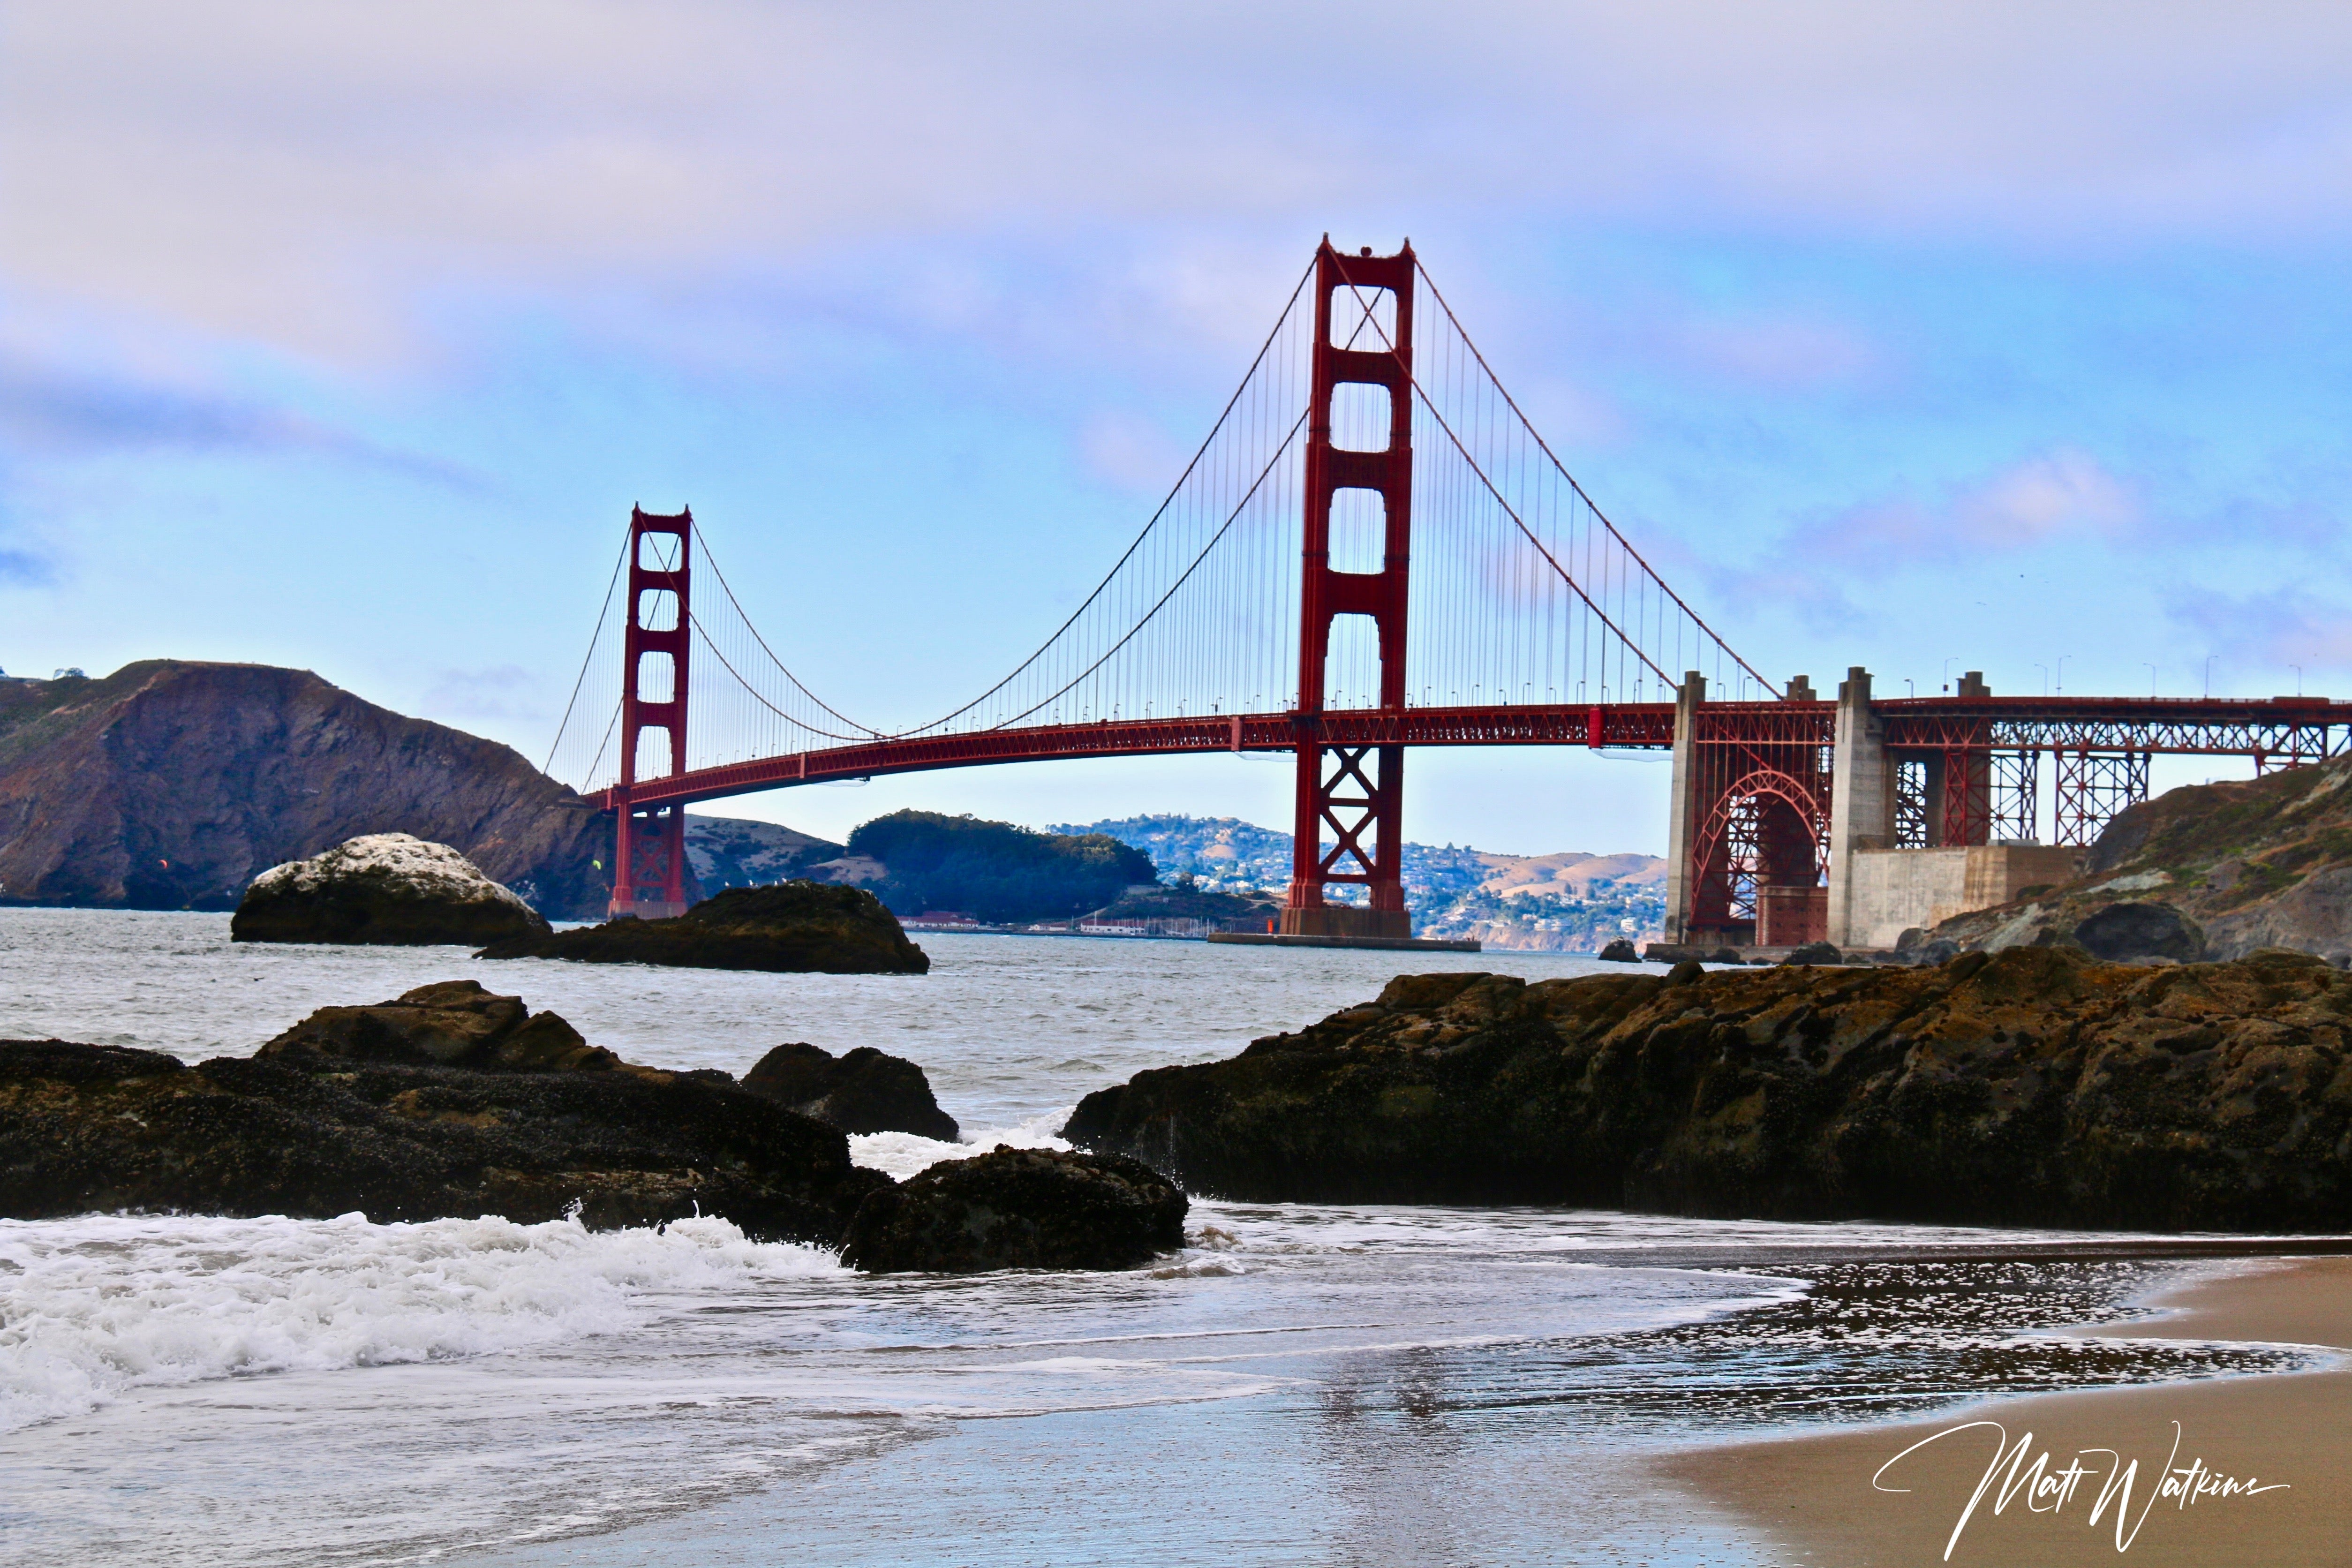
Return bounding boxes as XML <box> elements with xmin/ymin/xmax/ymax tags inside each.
<box><xmin>682</xmin><ymin>808</ymin><xmax>1662</xmax><ymax>952</ymax></box>
<box><xmin>1055</xmin><ymin>814</ymin><xmax>1665</xmax><ymax>951</ymax></box>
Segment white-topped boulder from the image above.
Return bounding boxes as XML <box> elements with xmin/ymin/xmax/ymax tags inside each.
<box><xmin>231</xmin><ymin>833</ymin><xmax>553</xmax><ymax>946</ymax></box>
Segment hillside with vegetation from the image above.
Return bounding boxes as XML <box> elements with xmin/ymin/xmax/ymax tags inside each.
<box><xmin>1931</xmin><ymin>753</ymin><xmax>2352</xmax><ymax>963</ymax></box>
<box><xmin>685</xmin><ymin>815</ymin><xmax>842</xmax><ymax>891</ymax></box>
<box><xmin>844</xmin><ymin>810</ymin><xmax>1158</xmax><ymax>924</ymax></box>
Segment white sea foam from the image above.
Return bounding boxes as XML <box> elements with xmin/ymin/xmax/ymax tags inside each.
<box><xmin>848</xmin><ymin>1107</ymin><xmax>1075</xmax><ymax>1180</ymax></box>
<box><xmin>0</xmin><ymin>1210</ymin><xmax>842</xmax><ymax>1434</ymax></box>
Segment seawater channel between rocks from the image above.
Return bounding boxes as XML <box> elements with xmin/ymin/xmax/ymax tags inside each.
<box><xmin>0</xmin><ymin>911</ymin><xmax>2338</xmax><ymax>1568</ymax></box>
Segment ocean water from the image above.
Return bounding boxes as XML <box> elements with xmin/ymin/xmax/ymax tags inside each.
<box><xmin>0</xmin><ymin>911</ymin><xmax>2331</xmax><ymax>1566</ymax></box>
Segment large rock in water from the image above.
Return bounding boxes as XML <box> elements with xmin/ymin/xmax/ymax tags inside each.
<box><xmin>1062</xmin><ymin>950</ymin><xmax>2352</xmax><ymax>1231</ymax></box>
<box><xmin>0</xmin><ymin>1036</ymin><xmax>890</xmax><ymax>1241</ymax></box>
<box><xmin>0</xmin><ymin>660</ymin><xmax>613</xmax><ymax>917</ymax></box>
<box><xmin>839</xmin><ymin>1146</ymin><xmax>1186</xmax><ymax>1273</ymax></box>
<box><xmin>741</xmin><ymin>1041</ymin><xmax>959</xmax><ymax>1140</ymax></box>
<box><xmin>257</xmin><ymin>979</ymin><xmax>615</xmax><ymax>1070</ymax></box>
<box><xmin>232</xmin><ymin>835</ymin><xmax>552</xmax><ymax>946</ymax></box>
<box><xmin>477</xmin><ymin>882</ymin><xmax>929</xmax><ymax>974</ymax></box>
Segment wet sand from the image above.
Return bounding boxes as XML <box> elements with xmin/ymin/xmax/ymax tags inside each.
<box><xmin>1668</xmin><ymin>1257</ymin><xmax>2352</xmax><ymax>1566</ymax></box>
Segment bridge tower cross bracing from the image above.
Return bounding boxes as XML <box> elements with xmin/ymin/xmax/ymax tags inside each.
<box><xmin>1283</xmin><ymin>240</ymin><xmax>1417</xmax><ymax>939</ymax></box>
<box><xmin>611</xmin><ymin>505</ymin><xmax>694</xmax><ymax>919</ymax></box>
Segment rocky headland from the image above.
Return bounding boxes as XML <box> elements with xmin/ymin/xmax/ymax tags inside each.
<box><xmin>477</xmin><ymin>882</ymin><xmax>930</xmax><ymax>974</ymax></box>
<box><xmin>232</xmin><ymin>834</ymin><xmax>553</xmax><ymax>947</ymax></box>
<box><xmin>1923</xmin><ymin>752</ymin><xmax>2352</xmax><ymax>964</ymax></box>
<box><xmin>741</xmin><ymin>1040</ymin><xmax>960</xmax><ymax>1140</ymax></box>
<box><xmin>1064</xmin><ymin>950</ymin><xmax>2352</xmax><ymax>1230</ymax></box>
<box><xmin>0</xmin><ymin>661</ymin><xmax>613</xmax><ymax>917</ymax></box>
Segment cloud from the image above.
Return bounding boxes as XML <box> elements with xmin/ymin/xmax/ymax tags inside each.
<box><xmin>1783</xmin><ymin>447</ymin><xmax>2141</xmax><ymax>569</ymax></box>
<box><xmin>1666</xmin><ymin>314</ymin><xmax>1882</xmax><ymax>390</ymax></box>
<box><xmin>420</xmin><ymin>664</ymin><xmax>547</xmax><ymax>723</ymax></box>
<box><xmin>0</xmin><ymin>351</ymin><xmax>483</xmax><ymax>485</ymax></box>
<box><xmin>2165</xmin><ymin>587</ymin><xmax>2352</xmax><ymax>676</ymax></box>
<box><xmin>9</xmin><ymin>2</ymin><xmax>2352</xmax><ymax>364</ymax></box>
<box><xmin>1079</xmin><ymin>412</ymin><xmax>1191</xmax><ymax>494</ymax></box>
<box><xmin>0</xmin><ymin>547</ymin><xmax>56</xmax><ymax>588</ymax></box>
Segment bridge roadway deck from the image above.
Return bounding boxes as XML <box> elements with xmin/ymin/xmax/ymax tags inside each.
<box><xmin>599</xmin><ymin>695</ymin><xmax>2348</xmax><ymax>812</ymax></box>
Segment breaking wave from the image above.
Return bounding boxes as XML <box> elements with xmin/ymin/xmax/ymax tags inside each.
<box><xmin>0</xmin><ymin>1210</ymin><xmax>841</xmax><ymax>1434</ymax></box>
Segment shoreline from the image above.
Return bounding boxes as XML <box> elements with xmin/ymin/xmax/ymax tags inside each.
<box><xmin>1667</xmin><ymin>1254</ymin><xmax>2352</xmax><ymax>1566</ymax></box>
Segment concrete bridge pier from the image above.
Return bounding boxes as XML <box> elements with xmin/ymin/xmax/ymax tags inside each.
<box><xmin>1824</xmin><ymin>666</ymin><xmax>1892</xmax><ymax>950</ymax></box>
<box><xmin>1660</xmin><ymin>671</ymin><xmax>1705</xmax><ymax>945</ymax></box>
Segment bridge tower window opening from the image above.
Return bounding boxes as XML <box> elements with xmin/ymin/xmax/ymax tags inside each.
<box><xmin>1328</xmin><ymin>384</ymin><xmax>1394</xmax><ymax>453</ymax></box>
<box><xmin>1327</xmin><ymin>488</ymin><xmax>1387</xmax><ymax>574</ymax></box>
<box><xmin>634</xmin><ymin>650</ymin><xmax>675</xmax><ymax>704</ymax></box>
<box><xmin>1322</xmin><ymin>613</ymin><xmax>1383</xmax><ymax>712</ymax></box>
<box><xmin>635</xmin><ymin>588</ymin><xmax>679</xmax><ymax>632</ymax></box>
<box><xmin>1329</xmin><ymin>284</ymin><xmax>1395</xmax><ymax>349</ymax></box>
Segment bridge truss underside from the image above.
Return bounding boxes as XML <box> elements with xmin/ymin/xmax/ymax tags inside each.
<box><xmin>1665</xmin><ymin>694</ymin><xmax>2347</xmax><ymax>949</ymax></box>
<box><xmin>605</xmin><ymin>694</ymin><xmax>2344</xmax><ymax>852</ymax></box>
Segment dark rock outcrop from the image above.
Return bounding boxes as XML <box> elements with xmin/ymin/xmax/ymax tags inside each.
<box><xmin>257</xmin><ymin>980</ymin><xmax>619</xmax><ymax>1072</ymax></box>
<box><xmin>0</xmin><ymin>661</ymin><xmax>613</xmax><ymax>917</ymax></box>
<box><xmin>741</xmin><ymin>1042</ymin><xmax>959</xmax><ymax>1140</ymax></box>
<box><xmin>477</xmin><ymin>882</ymin><xmax>930</xmax><ymax>974</ymax></box>
<box><xmin>1062</xmin><ymin>951</ymin><xmax>2352</xmax><ymax>1230</ymax></box>
<box><xmin>1598</xmin><ymin>938</ymin><xmax>1640</xmax><ymax>963</ymax></box>
<box><xmin>840</xmin><ymin>1146</ymin><xmax>1186</xmax><ymax>1273</ymax></box>
<box><xmin>0</xmin><ymin>1036</ymin><xmax>890</xmax><ymax>1241</ymax></box>
<box><xmin>1783</xmin><ymin>940</ymin><xmax>1841</xmax><ymax>965</ymax></box>
<box><xmin>2073</xmin><ymin>901</ymin><xmax>2205</xmax><ymax>964</ymax></box>
<box><xmin>232</xmin><ymin>835</ymin><xmax>553</xmax><ymax>947</ymax></box>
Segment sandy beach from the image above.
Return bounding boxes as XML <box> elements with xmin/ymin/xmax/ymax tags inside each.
<box><xmin>1670</xmin><ymin>1256</ymin><xmax>2352</xmax><ymax>1567</ymax></box>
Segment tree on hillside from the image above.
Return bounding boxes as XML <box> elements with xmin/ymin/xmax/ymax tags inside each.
<box><xmin>844</xmin><ymin>810</ymin><xmax>1158</xmax><ymax>924</ymax></box>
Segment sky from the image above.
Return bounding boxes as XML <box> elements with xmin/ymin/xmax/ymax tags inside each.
<box><xmin>5</xmin><ymin>1</ymin><xmax>2350</xmax><ymax>854</ymax></box>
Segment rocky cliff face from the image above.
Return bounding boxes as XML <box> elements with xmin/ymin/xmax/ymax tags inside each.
<box><xmin>1064</xmin><ymin>950</ymin><xmax>2352</xmax><ymax>1230</ymax></box>
<box><xmin>0</xmin><ymin>661</ymin><xmax>612</xmax><ymax>917</ymax></box>
<box><xmin>1930</xmin><ymin>754</ymin><xmax>2352</xmax><ymax>963</ymax></box>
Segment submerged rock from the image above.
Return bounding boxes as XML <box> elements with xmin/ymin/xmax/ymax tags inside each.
<box><xmin>1062</xmin><ymin>950</ymin><xmax>2352</xmax><ymax>1231</ymax></box>
<box><xmin>257</xmin><ymin>979</ymin><xmax>618</xmax><ymax>1072</ymax></box>
<box><xmin>0</xmin><ymin>1036</ymin><xmax>889</xmax><ymax>1241</ymax></box>
<box><xmin>232</xmin><ymin>834</ymin><xmax>551</xmax><ymax>947</ymax></box>
<box><xmin>476</xmin><ymin>882</ymin><xmax>928</xmax><ymax>974</ymax></box>
<box><xmin>741</xmin><ymin>1041</ymin><xmax>959</xmax><ymax>1141</ymax></box>
<box><xmin>839</xmin><ymin>1146</ymin><xmax>1186</xmax><ymax>1273</ymax></box>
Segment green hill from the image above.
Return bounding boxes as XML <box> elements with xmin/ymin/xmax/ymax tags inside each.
<box><xmin>844</xmin><ymin>810</ymin><xmax>1158</xmax><ymax>924</ymax></box>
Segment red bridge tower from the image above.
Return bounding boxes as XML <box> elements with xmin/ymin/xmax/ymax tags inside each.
<box><xmin>1284</xmin><ymin>240</ymin><xmax>1416</xmax><ymax>939</ymax></box>
<box><xmin>611</xmin><ymin>505</ymin><xmax>694</xmax><ymax>918</ymax></box>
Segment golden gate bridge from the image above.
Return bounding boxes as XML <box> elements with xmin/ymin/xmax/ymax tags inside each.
<box><xmin>546</xmin><ymin>240</ymin><xmax>2347</xmax><ymax>951</ymax></box>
